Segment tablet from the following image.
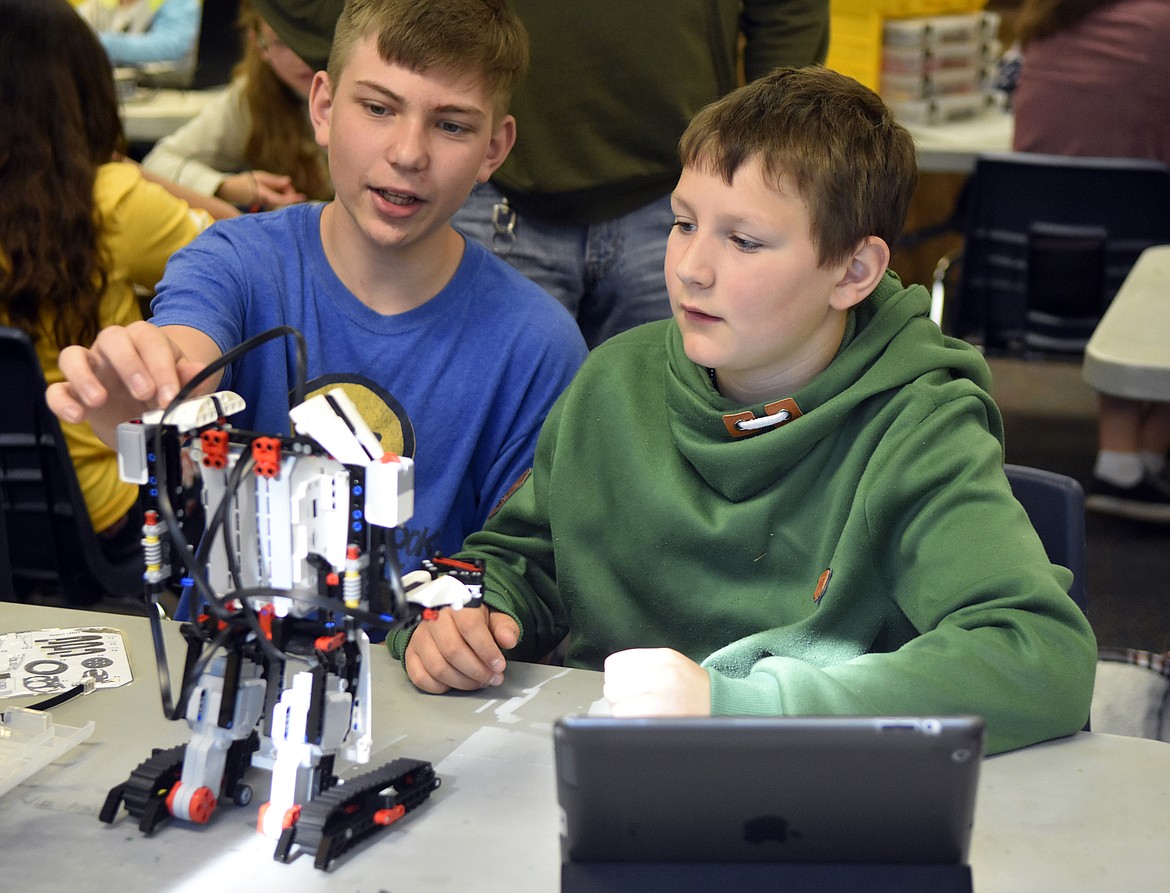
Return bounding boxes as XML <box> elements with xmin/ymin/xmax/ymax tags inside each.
<box><xmin>554</xmin><ymin>714</ymin><xmax>984</xmax><ymax>865</ymax></box>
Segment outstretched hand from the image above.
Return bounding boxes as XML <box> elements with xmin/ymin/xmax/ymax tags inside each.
<box><xmin>405</xmin><ymin>605</ymin><xmax>521</xmax><ymax>694</ymax></box>
<box><xmin>45</xmin><ymin>320</ymin><xmax>217</xmax><ymax>447</ymax></box>
<box><xmin>603</xmin><ymin>648</ymin><xmax>712</xmax><ymax>717</ymax></box>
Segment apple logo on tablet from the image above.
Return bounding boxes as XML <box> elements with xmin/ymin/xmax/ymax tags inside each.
<box><xmin>743</xmin><ymin>814</ymin><xmax>802</xmax><ymax>845</ymax></box>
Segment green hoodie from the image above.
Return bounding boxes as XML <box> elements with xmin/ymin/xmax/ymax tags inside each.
<box><xmin>393</xmin><ymin>272</ymin><xmax>1096</xmax><ymax>755</ymax></box>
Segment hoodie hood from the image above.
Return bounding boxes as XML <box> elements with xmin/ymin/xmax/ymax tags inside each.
<box><xmin>664</xmin><ymin>271</ymin><xmax>1000</xmax><ymax>502</ymax></box>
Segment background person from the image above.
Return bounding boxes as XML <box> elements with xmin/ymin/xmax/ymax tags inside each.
<box><xmin>142</xmin><ymin>0</ymin><xmax>337</xmax><ymax>210</ymax></box>
<box><xmin>1012</xmin><ymin>0</ymin><xmax>1170</xmax><ymax>522</ymax></box>
<box><xmin>452</xmin><ymin>0</ymin><xmax>830</xmax><ymax>348</ymax></box>
<box><xmin>77</xmin><ymin>0</ymin><xmax>201</xmax><ymax>71</ymax></box>
<box><xmin>1</xmin><ymin>0</ymin><xmax>213</xmax><ymax>583</ymax></box>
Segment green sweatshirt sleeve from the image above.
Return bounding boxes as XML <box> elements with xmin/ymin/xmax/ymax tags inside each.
<box><xmin>388</xmin><ymin>394</ymin><xmax>570</xmax><ymax>665</ymax></box>
<box><xmin>703</xmin><ymin>396</ymin><xmax>1097</xmax><ymax>755</ymax></box>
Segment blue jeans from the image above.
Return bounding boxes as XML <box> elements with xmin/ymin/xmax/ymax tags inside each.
<box><xmin>453</xmin><ymin>183</ymin><xmax>674</xmax><ymax>349</ymax></box>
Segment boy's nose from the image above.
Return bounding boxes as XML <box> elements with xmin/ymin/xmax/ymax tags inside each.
<box><xmin>388</xmin><ymin>119</ymin><xmax>429</xmax><ymax>170</ymax></box>
<box><xmin>672</xmin><ymin>239</ymin><xmax>714</xmax><ymax>289</ymax></box>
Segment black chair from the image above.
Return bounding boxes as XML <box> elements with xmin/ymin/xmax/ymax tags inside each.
<box><xmin>931</xmin><ymin>152</ymin><xmax>1170</xmax><ymax>357</ymax></box>
<box><xmin>0</xmin><ymin>326</ymin><xmax>141</xmax><ymax>604</ymax></box>
<box><xmin>1004</xmin><ymin>463</ymin><xmax>1087</xmax><ymax>615</ymax></box>
<box><xmin>132</xmin><ymin>0</ymin><xmax>241</xmax><ymax>92</ymax></box>
<box><xmin>190</xmin><ymin>0</ymin><xmax>242</xmax><ymax>90</ymax></box>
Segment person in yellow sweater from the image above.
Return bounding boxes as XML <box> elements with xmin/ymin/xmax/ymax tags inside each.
<box><xmin>0</xmin><ymin>0</ymin><xmax>212</xmax><ymax>576</ymax></box>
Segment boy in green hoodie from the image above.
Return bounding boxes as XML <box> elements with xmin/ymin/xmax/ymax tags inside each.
<box><xmin>394</xmin><ymin>66</ymin><xmax>1097</xmax><ymax>755</ymax></box>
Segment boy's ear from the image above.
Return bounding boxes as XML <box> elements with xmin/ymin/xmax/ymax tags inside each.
<box><xmin>309</xmin><ymin>71</ymin><xmax>334</xmax><ymax>150</ymax></box>
<box><xmin>830</xmin><ymin>236</ymin><xmax>890</xmax><ymax>311</ymax></box>
<box><xmin>476</xmin><ymin>114</ymin><xmax>517</xmax><ymax>184</ymax></box>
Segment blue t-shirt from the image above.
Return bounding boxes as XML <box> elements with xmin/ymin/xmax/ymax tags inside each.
<box><xmin>151</xmin><ymin>202</ymin><xmax>586</xmax><ymax>573</ymax></box>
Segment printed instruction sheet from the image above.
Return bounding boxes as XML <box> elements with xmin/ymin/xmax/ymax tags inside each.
<box><xmin>0</xmin><ymin>627</ymin><xmax>132</xmax><ymax>699</ymax></box>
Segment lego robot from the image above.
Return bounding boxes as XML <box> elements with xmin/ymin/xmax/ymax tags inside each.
<box><xmin>99</xmin><ymin>386</ymin><xmax>483</xmax><ymax>870</ymax></box>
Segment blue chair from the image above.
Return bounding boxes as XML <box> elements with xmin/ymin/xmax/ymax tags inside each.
<box><xmin>931</xmin><ymin>152</ymin><xmax>1170</xmax><ymax>358</ymax></box>
<box><xmin>1005</xmin><ymin>463</ymin><xmax>1090</xmax><ymax>731</ymax></box>
<box><xmin>1004</xmin><ymin>463</ymin><xmax>1088</xmax><ymax>615</ymax></box>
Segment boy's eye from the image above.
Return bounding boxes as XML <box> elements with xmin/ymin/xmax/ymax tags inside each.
<box><xmin>438</xmin><ymin>121</ymin><xmax>469</xmax><ymax>135</ymax></box>
<box><xmin>363</xmin><ymin>102</ymin><xmax>390</xmax><ymax>117</ymax></box>
<box><xmin>671</xmin><ymin>219</ymin><xmax>696</xmax><ymax>234</ymax></box>
<box><xmin>730</xmin><ymin>235</ymin><xmax>763</xmax><ymax>251</ymax></box>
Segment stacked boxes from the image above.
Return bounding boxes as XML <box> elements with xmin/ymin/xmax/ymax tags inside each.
<box><xmin>881</xmin><ymin>13</ymin><xmax>1001</xmax><ymax>123</ymax></box>
<box><xmin>827</xmin><ymin>0</ymin><xmax>1002</xmax><ymax>124</ymax></box>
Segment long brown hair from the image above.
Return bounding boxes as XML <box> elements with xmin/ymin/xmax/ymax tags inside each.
<box><xmin>237</xmin><ymin>2</ymin><xmax>331</xmax><ymax>200</ymax></box>
<box><xmin>0</xmin><ymin>0</ymin><xmax>124</xmax><ymax>349</ymax></box>
<box><xmin>1014</xmin><ymin>0</ymin><xmax>1128</xmax><ymax>44</ymax></box>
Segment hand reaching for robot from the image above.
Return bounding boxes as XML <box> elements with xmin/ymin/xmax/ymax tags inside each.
<box><xmin>48</xmin><ymin>320</ymin><xmax>220</xmax><ymax>447</ymax></box>
<box><xmin>405</xmin><ymin>605</ymin><xmax>521</xmax><ymax>694</ymax></box>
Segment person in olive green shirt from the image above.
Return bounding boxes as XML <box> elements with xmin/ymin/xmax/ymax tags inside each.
<box><xmin>453</xmin><ymin>0</ymin><xmax>830</xmax><ymax>348</ymax></box>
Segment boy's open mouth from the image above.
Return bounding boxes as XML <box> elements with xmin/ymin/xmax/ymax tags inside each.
<box><xmin>374</xmin><ymin>187</ymin><xmax>421</xmax><ymax>206</ymax></box>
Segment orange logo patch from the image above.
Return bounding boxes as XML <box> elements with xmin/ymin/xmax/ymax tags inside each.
<box><xmin>813</xmin><ymin>568</ymin><xmax>832</xmax><ymax>604</ymax></box>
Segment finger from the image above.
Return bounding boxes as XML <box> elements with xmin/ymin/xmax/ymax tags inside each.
<box><xmin>412</xmin><ymin>608</ymin><xmax>503</xmax><ymax>689</ymax></box>
<box><xmin>55</xmin><ymin>344</ymin><xmax>111</xmax><ymax>411</ymax></box>
<box><xmin>410</xmin><ymin>629</ymin><xmax>498</xmax><ymax>692</ymax></box>
<box><xmin>602</xmin><ymin>670</ymin><xmax>651</xmax><ymax>707</ymax></box>
<box><xmin>608</xmin><ymin>691</ymin><xmax>673</xmax><ymax>718</ymax></box>
<box><xmin>45</xmin><ymin>380</ymin><xmax>90</xmax><ymax>424</ymax></box>
<box><xmin>602</xmin><ymin>648</ymin><xmax>655</xmax><ymax>681</ymax></box>
<box><xmin>255</xmin><ymin>170</ymin><xmax>293</xmax><ymax>188</ymax></box>
<box><xmin>602</xmin><ymin>649</ymin><xmax>669</xmax><ymax>704</ymax></box>
<box><xmin>403</xmin><ymin>646</ymin><xmax>451</xmax><ymax>695</ymax></box>
<box><xmin>176</xmin><ymin>357</ymin><xmax>211</xmax><ymax>391</ymax></box>
<box><xmin>94</xmin><ymin>321</ymin><xmax>186</xmax><ymax>407</ymax></box>
<box><xmin>487</xmin><ymin>611</ymin><xmax>520</xmax><ymax>650</ymax></box>
<box><xmin>404</xmin><ymin>638</ymin><xmax>485</xmax><ymax>694</ymax></box>
<box><xmin>273</xmin><ymin>191</ymin><xmax>308</xmax><ymax>208</ymax></box>
<box><xmin>130</xmin><ymin>322</ymin><xmax>193</xmax><ymax>407</ymax></box>
<box><xmin>257</xmin><ymin>186</ymin><xmax>282</xmax><ymax>209</ymax></box>
<box><xmin>451</xmin><ymin>606</ymin><xmax>509</xmax><ymax>676</ymax></box>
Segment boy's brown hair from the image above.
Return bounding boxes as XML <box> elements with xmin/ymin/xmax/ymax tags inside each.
<box><xmin>679</xmin><ymin>66</ymin><xmax>918</xmax><ymax>268</ymax></box>
<box><xmin>327</xmin><ymin>0</ymin><xmax>529</xmax><ymax>120</ymax></box>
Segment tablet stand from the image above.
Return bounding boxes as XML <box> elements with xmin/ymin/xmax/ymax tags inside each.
<box><xmin>562</xmin><ymin>860</ymin><xmax>973</xmax><ymax>893</ymax></box>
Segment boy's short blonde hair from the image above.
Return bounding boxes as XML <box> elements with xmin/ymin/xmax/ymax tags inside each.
<box><xmin>680</xmin><ymin>66</ymin><xmax>918</xmax><ymax>268</ymax></box>
<box><xmin>327</xmin><ymin>0</ymin><xmax>529</xmax><ymax>120</ymax></box>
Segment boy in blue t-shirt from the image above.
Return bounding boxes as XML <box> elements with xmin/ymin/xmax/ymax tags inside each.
<box><xmin>48</xmin><ymin>0</ymin><xmax>587</xmax><ymax>572</ymax></box>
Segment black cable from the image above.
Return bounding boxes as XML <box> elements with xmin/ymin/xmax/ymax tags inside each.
<box><xmin>153</xmin><ymin>325</ymin><xmax>308</xmax><ymax>625</ymax></box>
<box><xmin>25</xmin><ymin>683</ymin><xmax>89</xmax><ymax>712</ymax></box>
<box><xmin>145</xmin><ymin>326</ymin><xmax>309</xmax><ymax>718</ymax></box>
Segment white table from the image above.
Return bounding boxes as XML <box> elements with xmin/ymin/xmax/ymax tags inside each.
<box><xmin>1083</xmin><ymin>244</ymin><xmax>1170</xmax><ymax>401</ymax></box>
<box><xmin>906</xmin><ymin>111</ymin><xmax>1014</xmax><ymax>174</ymax></box>
<box><xmin>119</xmin><ymin>90</ymin><xmax>1010</xmax><ymax>170</ymax></box>
<box><xmin>2</xmin><ymin>603</ymin><xmax>1169</xmax><ymax>891</ymax></box>
<box><xmin>120</xmin><ymin>88</ymin><xmax>223</xmax><ymax>145</ymax></box>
